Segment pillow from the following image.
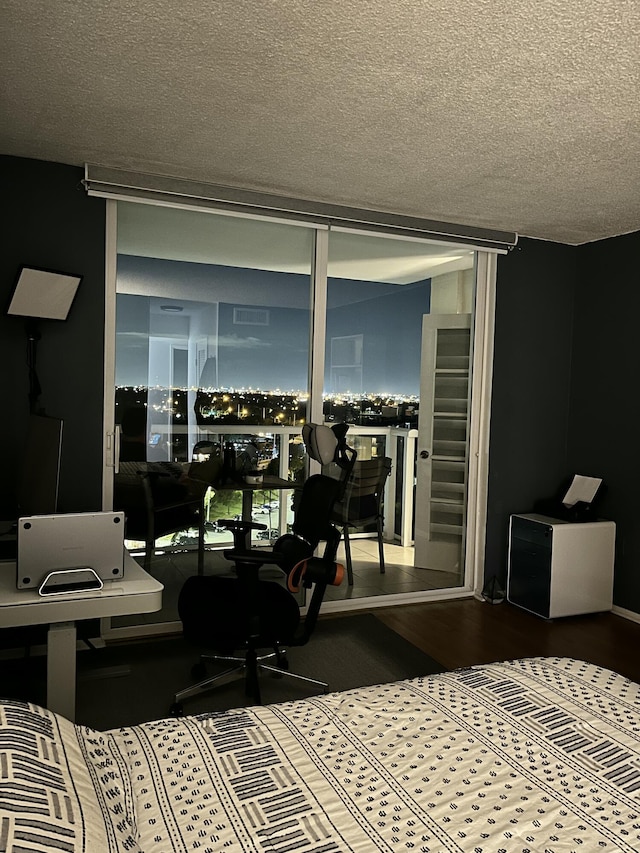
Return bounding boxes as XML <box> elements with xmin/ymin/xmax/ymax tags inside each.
<box><xmin>0</xmin><ymin>700</ymin><xmax>139</xmax><ymax>853</ymax></box>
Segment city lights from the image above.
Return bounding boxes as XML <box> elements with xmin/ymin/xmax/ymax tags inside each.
<box><xmin>116</xmin><ymin>385</ymin><xmax>419</xmax><ymax>460</ymax></box>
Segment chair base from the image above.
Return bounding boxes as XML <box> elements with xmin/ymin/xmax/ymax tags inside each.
<box><xmin>170</xmin><ymin>649</ymin><xmax>329</xmax><ymax>715</ymax></box>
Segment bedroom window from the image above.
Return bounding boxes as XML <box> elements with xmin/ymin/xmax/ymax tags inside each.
<box><xmin>101</xmin><ymin>187</ymin><xmax>501</xmax><ymax>624</ymax></box>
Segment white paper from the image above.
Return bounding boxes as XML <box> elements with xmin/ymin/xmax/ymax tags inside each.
<box><xmin>561</xmin><ymin>474</ymin><xmax>602</xmax><ymax>507</ymax></box>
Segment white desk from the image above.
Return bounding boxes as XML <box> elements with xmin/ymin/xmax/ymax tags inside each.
<box><xmin>0</xmin><ymin>553</ymin><xmax>163</xmax><ymax>720</ymax></box>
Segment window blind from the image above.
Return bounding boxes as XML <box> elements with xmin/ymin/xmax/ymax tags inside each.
<box><xmin>84</xmin><ymin>164</ymin><xmax>517</xmax><ymax>253</ymax></box>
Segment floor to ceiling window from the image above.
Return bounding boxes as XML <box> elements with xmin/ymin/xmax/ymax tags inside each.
<box><xmin>323</xmin><ymin>229</ymin><xmax>476</xmax><ymax>597</ymax></box>
<box><xmin>114</xmin><ymin>203</ymin><xmax>315</xmax><ymax>541</ymax></box>
<box><xmin>105</xmin><ymin>197</ymin><xmax>493</xmax><ymax>628</ymax></box>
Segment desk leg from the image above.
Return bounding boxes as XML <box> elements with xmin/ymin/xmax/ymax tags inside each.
<box><xmin>242</xmin><ymin>490</ymin><xmax>253</xmax><ymax>522</ymax></box>
<box><xmin>47</xmin><ymin>621</ymin><xmax>77</xmax><ymax>722</ymax></box>
<box><xmin>241</xmin><ymin>491</ymin><xmax>254</xmax><ymax>548</ymax></box>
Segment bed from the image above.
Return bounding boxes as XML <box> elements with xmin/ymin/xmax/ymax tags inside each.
<box><xmin>2</xmin><ymin>656</ymin><xmax>640</xmax><ymax>852</ymax></box>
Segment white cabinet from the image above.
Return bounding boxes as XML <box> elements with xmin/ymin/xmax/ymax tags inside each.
<box><xmin>507</xmin><ymin>513</ymin><xmax>615</xmax><ymax>618</ymax></box>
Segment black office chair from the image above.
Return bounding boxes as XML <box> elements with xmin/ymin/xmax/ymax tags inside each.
<box><xmin>114</xmin><ymin>461</ymin><xmax>207</xmax><ymax>575</ymax></box>
<box><xmin>330</xmin><ymin>456</ymin><xmax>392</xmax><ymax>586</ymax></box>
<box><xmin>191</xmin><ymin>439</ymin><xmax>220</xmax><ymax>462</ymax></box>
<box><xmin>170</xmin><ymin>423</ymin><xmax>356</xmax><ymax>712</ymax></box>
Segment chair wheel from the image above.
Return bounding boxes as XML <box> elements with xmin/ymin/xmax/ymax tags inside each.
<box><xmin>191</xmin><ymin>661</ymin><xmax>207</xmax><ymax>680</ymax></box>
<box><xmin>275</xmin><ymin>650</ymin><xmax>289</xmax><ymax>671</ymax></box>
<box><xmin>169</xmin><ymin>702</ymin><xmax>184</xmax><ymax>717</ymax></box>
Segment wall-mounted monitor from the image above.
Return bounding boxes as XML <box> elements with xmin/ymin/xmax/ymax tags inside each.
<box><xmin>7</xmin><ymin>266</ymin><xmax>82</xmax><ymax>321</ymax></box>
<box><xmin>18</xmin><ymin>414</ymin><xmax>64</xmax><ymax>516</ymax></box>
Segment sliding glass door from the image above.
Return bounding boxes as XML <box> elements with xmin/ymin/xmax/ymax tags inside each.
<box><xmin>103</xmin><ymin>197</ymin><xmax>496</xmax><ymax>625</ymax></box>
<box><xmin>324</xmin><ymin>229</ymin><xmax>476</xmax><ymax>596</ymax></box>
<box><xmin>113</xmin><ymin>203</ymin><xmax>315</xmax><ymax>554</ymax></box>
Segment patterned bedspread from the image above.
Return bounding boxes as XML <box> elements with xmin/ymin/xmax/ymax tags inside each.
<box><xmin>2</xmin><ymin>657</ymin><xmax>640</xmax><ymax>852</ymax></box>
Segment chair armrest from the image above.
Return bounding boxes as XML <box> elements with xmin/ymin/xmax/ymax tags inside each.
<box><xmin>222</xmin><ymin>548</ymin><xmax>282</xmax><ymax>566</ymax></box>
<box><xmin>217</xmin><ymin>518</ymin><xmax>267</xmax><ymax>551</ymax></box>
<box><xmin>217</xmin><ymin>519</ymin><xmax>267</xmax><ymax>533</ymax></box>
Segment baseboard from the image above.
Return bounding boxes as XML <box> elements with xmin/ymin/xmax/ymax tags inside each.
<box><xmin>611</xmin><ymin>604</ymin><xmax>640</xmax><ymax>625</ymax></box>
<box><xmin>319</xmin><ymin>587</ymin><xmax>475</xmax><ymax>615</ymax></box>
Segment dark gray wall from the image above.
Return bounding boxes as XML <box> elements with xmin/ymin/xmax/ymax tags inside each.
<box><xmin>485</xmin><ymin>238</ymin><xmax>578</xmax><ymax>582</ymax></box>
<box><xmin>0</xmin><ymin>157</ymin><xmax>105</xmax><ymax>516</ymax></box>
<box><xmin>568</xmin><ymin>232</ymin><xmax>640</xmax><ymax>612</ymax></box>
<box><xmin>487</xmin><ymin>232</ymin><xmax>640</xmax><ymax>614</ymax></box>
<box><xmin>2</xmin><ymin>156</ymin><xmax>639</xmax><ymax>615</ymax></box>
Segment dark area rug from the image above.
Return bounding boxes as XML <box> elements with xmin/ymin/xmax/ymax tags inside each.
<box><xmin>1</xmin><ymin>613</ymin><xmax>445</xmax><ymax>730</ymax></box>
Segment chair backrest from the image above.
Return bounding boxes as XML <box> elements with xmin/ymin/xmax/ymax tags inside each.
<box><xmin>303</xmin><ymin>422</ymin><xmax>356</xmax><ymax>500</ymax></box>
<box><xmin>291</xmin><ymin>474</ymin><xmax>343</xmax><ymax>547</ymax></box>
<box><xmin>269</xmin><ymin>424</ymin><xmax>355</xmax><ymax>573</ymax></box>
<box><xmin>302</xmin><ymin>423</ymin><xmax>337</xmax><ymax>465</ymax></box>
<box><xmin>191</xmin><ymin>440</ymin><xmax>219</xmax><ymax>462</ymax></box>
<box><xmin>332</xmin><ymin>457</ymin><xmax>392</xmax><ymax>526</ymax></box>
<box><xmin>187</xmin><ymin>440</ymin><xmax>224</xmax><ymax>487</ymax></box>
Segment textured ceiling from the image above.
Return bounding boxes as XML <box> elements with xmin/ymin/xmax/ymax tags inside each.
<box><xmin>1</xmin><ymin>0</ymin><xmax>639</xmax><ymax>245</ymax></box>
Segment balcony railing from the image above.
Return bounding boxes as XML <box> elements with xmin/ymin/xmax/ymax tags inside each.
<box><xmin>145</xmin><ymin>423</ymin><xmax>417</xmax><ymax>547</ymax></box>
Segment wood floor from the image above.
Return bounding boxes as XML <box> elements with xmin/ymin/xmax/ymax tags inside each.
<box><xmin>365</xmin><ymin>598</ymin><xmax>640</xmax><ymax>684</ymax></box>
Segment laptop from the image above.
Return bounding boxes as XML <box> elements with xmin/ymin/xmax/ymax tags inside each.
<box><xmin>16</xmin><ymin>511</ymin><xmax>125</xmax><ymax>591</ymax></box>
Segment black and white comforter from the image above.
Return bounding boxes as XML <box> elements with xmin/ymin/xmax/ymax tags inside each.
<box><xmin>2</xmin><ymin>657</ymin><xmax>640</xmax><ymax>852</ymax></box>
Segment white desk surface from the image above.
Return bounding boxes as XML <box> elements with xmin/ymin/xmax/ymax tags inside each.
<box><xmin>0</xmin><ymin>552</ymin><xmax>163</xmax><ymax>628</ymax></box>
